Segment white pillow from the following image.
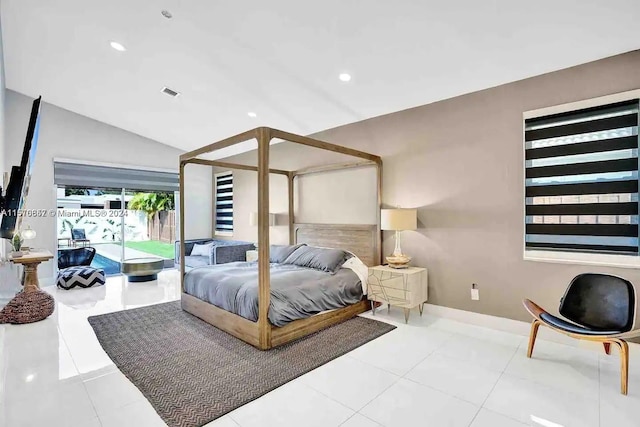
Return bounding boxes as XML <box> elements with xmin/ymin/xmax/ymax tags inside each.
<box><xmin>190</xmin><ymin>243</ymin><xmax>214</xmax><ymax>257</ymax></box>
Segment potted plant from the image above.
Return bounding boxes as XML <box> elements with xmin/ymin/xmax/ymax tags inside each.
<box><xmin>11</xmin><ymin>232</ymin><xmax>24</xmax><ymax>257</ymax></box>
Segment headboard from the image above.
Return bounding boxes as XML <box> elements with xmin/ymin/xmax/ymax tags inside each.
<box><xmin>293</xmin><ymin>223</ymin><xmax>380</xmax><ymax>267</ymax></box>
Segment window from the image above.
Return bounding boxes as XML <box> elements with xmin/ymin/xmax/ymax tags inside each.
<box><xmin>525</xmin><ymin>98</ymin><xmax>639</xmax><ymax>257</ymax></box>
<box><xmin>215</xmin><ymin>173</ymin><xmax>233</xmax><ymax>234</ymax></box>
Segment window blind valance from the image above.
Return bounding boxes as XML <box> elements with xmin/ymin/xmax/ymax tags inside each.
<box><xmin>54</xmin><ymin>161</ymin><xmax>179</xmax><ymax>192</ymax></box>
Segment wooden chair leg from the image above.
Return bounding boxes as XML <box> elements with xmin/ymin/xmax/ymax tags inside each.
<box><xmin>603</xmin><ymin>342</ymin><xmax>611</xmax><ymax>355</ymax></box>
<box><xmin>527</xmin><ymin>320</ymin><xmax>541</xmax><ymax>358</ymax></box>
<box><xmin>613</xmin><ymin>339</ymin><xmax>629</xmax><ymax>395</ymax></box>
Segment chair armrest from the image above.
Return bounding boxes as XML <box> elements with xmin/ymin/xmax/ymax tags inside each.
<box><xmin>523</xmin><ymin>299</ymin><xmax>546</xmax><ymax>321</ymax></box>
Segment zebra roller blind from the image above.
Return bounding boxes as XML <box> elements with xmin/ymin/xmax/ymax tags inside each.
<box><xmin>215</xmin><ymin>173</ymin><xmax>233</xmax><ymax>233</ymax></box>
<box><xmin>525</xmin><ymin>99</ymin><xmax>640</xmax><ymax>255</ymax></box>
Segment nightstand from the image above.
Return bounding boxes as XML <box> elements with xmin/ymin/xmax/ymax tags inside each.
<box><xmin>246</xmin><ymin>250</ymin><xmax>258</xmax><ymax>262</ymax></box>
<box><xmin>367</xmin><ymin>265</ymin><xmax>428</xmax><ymax>323</ymax></box>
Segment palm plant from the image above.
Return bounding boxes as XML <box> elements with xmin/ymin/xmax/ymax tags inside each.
<box><xmin>128</xmin><ymin>192</ymin><xmax>174</xmax><ymax>219</ymax></box>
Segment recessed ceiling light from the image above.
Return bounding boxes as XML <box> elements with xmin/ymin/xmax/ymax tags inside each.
<box><xmin>247</xmin><ymin>112</ymin><xmax>257</xmax><ymax>118</ymax></box>
<box><xmin>161</xmin><ymin>87</ymin><xmax>180</xmax><ymax>97</ymax></box>
<box><xmin>110</xmin><ymin>41</ymin><xmax>126</xmax><ymax>52</ymax></box>
<box><xmin>161</xmin><ymin>10</ymin><xmax>173</xmax><ymax>19</ymax></box>
<box><xmin>339</xmin><ymin>73</ymin><xmax>351</xmax><ymax>82</ymax></box>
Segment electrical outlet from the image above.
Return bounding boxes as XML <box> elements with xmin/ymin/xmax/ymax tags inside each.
<box><xmin>471</xmin><ymin>285</ymin><xmax>480</xmax><ymax>301</ymax></box>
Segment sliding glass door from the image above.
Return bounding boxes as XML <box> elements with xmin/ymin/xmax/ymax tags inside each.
<box><xmin>56</xmin><ymin>186</ymin><xmax>124</xmax><ymax>275</ymax></box>
<box><xmin>56</xmin><ymin>186</ymin><xmax>177</xmax><ymax>275</ymax></box>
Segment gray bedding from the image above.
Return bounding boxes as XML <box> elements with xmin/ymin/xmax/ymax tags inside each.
<box><xmin>183</xmin><ymin>261</ymin><xmax>363</xmax><ymax>327</ymax></box>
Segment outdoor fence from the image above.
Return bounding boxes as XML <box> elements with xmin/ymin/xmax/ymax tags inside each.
<box><xmin>148</xmin><ymin>211</ymin><xmax>176</xmax><ymax>243</ymax></box>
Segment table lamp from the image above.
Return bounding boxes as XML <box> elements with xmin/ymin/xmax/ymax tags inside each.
<box><xmin>20</xmin><ymin>225</ymin><xmax>37</xmax><ymax>252</ymax></box>
<box><xmin>249</xmin><ymin>212</ymin><xmax>276</xmax><ymax>227</ymax></box>
<box><xmin>249</xmin><ymin>212</ymin><xmax>276</xmax><ymax>248</ymax></box>
<box><xmin>381</xmin><ymin>208</ymin><xmax>417</xmax><ymax>268</ymax></box>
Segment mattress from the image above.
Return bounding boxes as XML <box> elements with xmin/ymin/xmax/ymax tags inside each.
<box><xmin>183</xmin><ymin>261</ymin><xmax>363</xmax><ymax>327</ymax></box>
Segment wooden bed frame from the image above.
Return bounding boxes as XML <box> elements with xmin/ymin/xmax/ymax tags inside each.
<box><xmin>179</xmin><ymin>127</ymin><xmax>382</xmax><ymax>350</ymax></box>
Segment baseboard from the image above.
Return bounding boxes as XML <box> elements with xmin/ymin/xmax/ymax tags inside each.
<box><xmin>423</xmin><ymin>303</ymin><xmax>640</xmax><ymax>350</ymax></box>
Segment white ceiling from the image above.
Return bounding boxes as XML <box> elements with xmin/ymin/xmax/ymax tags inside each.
<box><xmin>3</xmin><ymin>0</ymin><xmax>640</xmax><ymax>159</ymax></box>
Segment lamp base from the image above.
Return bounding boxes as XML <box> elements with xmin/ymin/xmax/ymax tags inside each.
<box><xmin>386</xmin><ymin>255</ymin><xmax>411</xmax><ymax>269</ymax></box>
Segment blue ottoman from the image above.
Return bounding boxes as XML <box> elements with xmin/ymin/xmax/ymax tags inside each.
<box><xmin>56</xmin><ymin>266</ymin><xmax>106</xmax><ymax>290</ymax></box>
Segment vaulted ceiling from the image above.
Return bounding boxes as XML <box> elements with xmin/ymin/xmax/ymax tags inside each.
<box><xmin>3</xmin><ymin>0</ymin><xmax>640</xmax><ymax>158</ymax></box>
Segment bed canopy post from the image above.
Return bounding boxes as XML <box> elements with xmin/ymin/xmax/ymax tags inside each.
<box><xmin>288</xmin><ymin>172</ymin><xmax>295</xmax><ymax>245</ymax></box>
<box><xmin>376</xmin><ymin>162</ymin><xmax>382</xmax><ymax>265</ymax></box>
<box><xmin>179</xmin><ymin>161</ymin><xmax>186</xmax><ymax>292</ymax></box>
<box><xmin>257</xmin><ymin>127</ymin><xmax>272</xmax><ymax>350</ymax></box>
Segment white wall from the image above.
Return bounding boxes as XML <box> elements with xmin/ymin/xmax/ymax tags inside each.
<box><xmin>0</xmin><ymin>5</ymin><xmax>6</xmax><ymax>171</ymax></box>
<box><xmin>0</xmin><ymin>8</ymin><xmax>7</xmax><ymax>261</ymax></box>
<box><xmin>4</xmin><ymin>90</ymin><xmax>211</xmax><ymax>279</ymax></box>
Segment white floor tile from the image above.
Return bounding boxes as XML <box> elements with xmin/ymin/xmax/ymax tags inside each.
<box><xmin>340</xmin><ymin>413</ymin><xmax>382</xmax><ymax>427</ymax></box>
<box><xmin>230</xmin><ymin>380</ymin><xmax>354</xmax><ymax>427</ymax></box>
<box><xmin>483</xmin><ymin>374</ymin><xmax>599</xmax><ymax>427</ymax></box>
<box><xmin>360</xmin><ymin>378</ymin><xmax>479</xmax><ymax>427</ymax></box>
<box><xmin>469</xmin><ymin>409</ymin><xmax>527</xmax><ymax>427</ymax></box>
<box><xmin>99</xmin><ymin>399</ymin><xmax>166</xmax><ymax>427</ymax></box>
<box><xmin>347</xmin><ymin>326</ymin><xmax>452</xmax><ymax>376</ymax></box>
<box><xmin>5</xmin><ymin>268</ymin><xmax>637</xmax><ymax>427</ymax></box>
<box><xmin>1</xmin><ymin>326</ymin><xmax>81</xmax><ymax>400</ymax></box>
<box><xmin>505</xmin><ymin>339</ymin><xmax>600</xmax><ymax>399</ymax></box>
<box><xmin>405</xmin><ymin>352</ymin><xmax>502</xmax><ymax>405</ymax></box>
<box><xmin>599</xmin><ymin>354</ymin><xmax>640</xmax><ymax>427</ymax></box>
<box><xmin>58</xmin><ymin>315</ymin><xmax>121</xmax><ymax>375</ymax></box>
<box><xmin>203</xmin><ymin>415</ymin><xmax>241</xmax><ymax>427</ymax></box>
<box><xmin>84</xmin><ymin>370</ymin><xmax>146</xmax><ymax>417</ymax></box>
<box><xmin>300</xmin><ymin>355</ymin><xmax>399</xmax><ymax>410</ymax></box>
<box><xmin>421</xmin><ymin>315</ymin><xmax>525</xmax><ymax>347</ymax></box>
<box><xmin>435</xmin><ymin>333</ymin><xmax>518</xmax><ymax>372</ymax></box>
<box><xmin>78</xmin><ymin>417</ymin><xmax>103</xmax><ymax>427</ymax></box>
<box><xmin>4</xmin><ymin>380</ymin><xmax>98</xmax><ymax>427</ymax></box>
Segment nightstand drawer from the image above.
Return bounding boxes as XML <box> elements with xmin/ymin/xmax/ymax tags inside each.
<box><xmin>367</xmin><ymin>266</ymin><xmax>428</xmax><ymax>307</ymax></box>
<box><xmin>367</xmin><ymin>265</ymin><xmax>428</xmax><ymax>323</ymax></box>
<box><xmin>368</xmin><ymin>274</ymin><xmax>406</xmax><ymax>290</ymax></box>
<box><xmin>369</xmin><ymin>285</ymin><xmax>412</xmax><ymax>303</ymax></box>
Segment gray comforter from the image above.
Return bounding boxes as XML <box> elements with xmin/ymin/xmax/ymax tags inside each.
<box><xmin>183</xmin><ymin>262</ymin><xmax>363</xmax><ymax>326</ymax></box>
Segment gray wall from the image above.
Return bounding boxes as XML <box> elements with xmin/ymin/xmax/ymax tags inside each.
<box><xmin>5</xmin><ymin>90</ymin><xmax>211</xmax><ymax>280</ymax></box>
<box><xmin>229</xmin><ymin>50</ymin><xmax>640</xmax><ymax>323</ymax></box>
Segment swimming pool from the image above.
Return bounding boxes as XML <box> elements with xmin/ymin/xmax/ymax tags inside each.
<box><xmin>91</xmin><ymin>253</ymin><xmax>121</xmax><ymax>275</ymax></box>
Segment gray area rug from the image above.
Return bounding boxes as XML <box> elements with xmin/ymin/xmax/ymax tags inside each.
<box><xmin>88</xmin><ymin>301</ymin><xmax>396</xmax><ymax>427</ymax></box>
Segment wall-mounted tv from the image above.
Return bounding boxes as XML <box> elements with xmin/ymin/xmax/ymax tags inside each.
<box><xmin>0</xmin><ymin>96</ymin><xmax>42</xmax><ymax>239</ymax></box>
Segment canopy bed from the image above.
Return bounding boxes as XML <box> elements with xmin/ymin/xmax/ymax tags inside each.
<box><xmin>179</xmin><ymin>127</ymin><xmax>382</xmax><ymax>350</ymax></box>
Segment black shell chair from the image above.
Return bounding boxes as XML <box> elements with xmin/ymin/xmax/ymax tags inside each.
<box><xmin>58</xmin><ymin>247</ymin><xmax>96</xmax><ymax>270</ymax></box>
<box><xmin>523</xmin><ymin>273</ymin><xmax>637</xmax><ymax>395</ymax></box>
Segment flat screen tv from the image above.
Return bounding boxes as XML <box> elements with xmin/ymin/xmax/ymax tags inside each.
<box><xmin>0</xmin><ymin>96</ymin><xmax>42</xmax><ymax>239</ymax></box>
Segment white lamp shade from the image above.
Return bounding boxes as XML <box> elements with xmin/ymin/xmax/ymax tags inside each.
<box><xmin>21</xmin><ymin>226</ymin><xmax>37</xmax><ymax>240</ymax></box>
<box><xmin>249</xmin><ymin>212</ymin><xmax>276</xmax><ymax>227</ymax></box>
<box><xmin>381</xmin><ymin>208</ymin><xmax>417</xmax><ymax>231</ymax></box>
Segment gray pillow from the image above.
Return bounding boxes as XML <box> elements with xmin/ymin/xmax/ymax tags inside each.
<box><xmin>269</xmin><ymin>244</ymin><xmax>306</xmax><ymax>263</ymax></box>
<box><xmin>282</xmin><ymin>246</ymin><xmax>348</xmax><ymax>273</ymax></box>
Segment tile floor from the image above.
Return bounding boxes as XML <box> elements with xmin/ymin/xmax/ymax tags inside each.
<box><xmin>1</xmin><ymin>270</ymin><xmax>638</xmax><ymax>427</ymax></box>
